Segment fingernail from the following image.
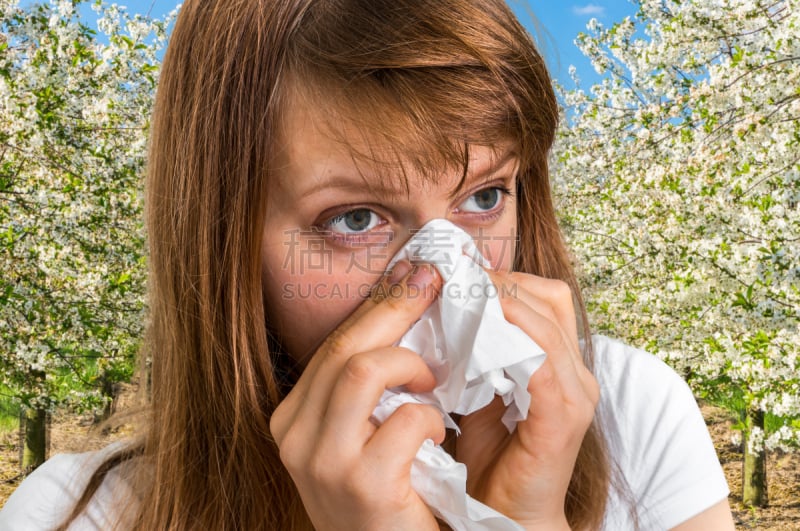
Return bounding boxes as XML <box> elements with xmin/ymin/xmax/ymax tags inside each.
<box><xmin>407</xmin><ymin>264</ymin><xmax>434</xmax><ymax>291</ymax></box>
<box><xmin>388</xmin><ymin>260</ymin><xmax>412</xmax><ymax>286</ymax></box>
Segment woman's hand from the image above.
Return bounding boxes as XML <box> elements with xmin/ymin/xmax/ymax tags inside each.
<box><xmin>269</xmin><ymin>262</ymin><xmax>445</xmax><ymax>531</ymax></box>
<box><xmin>457</xmin><ymin>271</ymin><xmax>599</xmax><ymax>530</ymax></box>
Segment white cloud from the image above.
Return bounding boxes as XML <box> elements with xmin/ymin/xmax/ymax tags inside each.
<box><xmin>572</xmin><ymin>4</ymin><xmax>606</xmax><ymax>16</ymax></box>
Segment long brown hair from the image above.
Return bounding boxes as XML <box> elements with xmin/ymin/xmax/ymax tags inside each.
<box><xmin>64</xmin><ymin>1</ymin><xmax>610</xmax><ymax>529</ymax></box>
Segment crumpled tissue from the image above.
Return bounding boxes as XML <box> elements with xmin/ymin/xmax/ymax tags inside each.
<box><xmin>370</xmin><ymin>218</ymin><xmax>547</xmax><ymax>531</ymax></box>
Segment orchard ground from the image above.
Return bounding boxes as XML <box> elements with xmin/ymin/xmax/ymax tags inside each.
<box><xmin>0</xmin><ymin>392</ymin><xmax>797</xmax><ymax>529</ymax></box>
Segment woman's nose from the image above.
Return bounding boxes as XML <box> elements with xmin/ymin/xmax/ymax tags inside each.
<box><xmin>401</xmin><ymin>201</ymin><xmax>455</xmax><ymax>237</ymax></box>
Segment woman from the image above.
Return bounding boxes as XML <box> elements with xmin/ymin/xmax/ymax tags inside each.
<box><xmin>0</xmin><ymin>0</ymin><xmax>734</xmax><ymax>529</ymax></box>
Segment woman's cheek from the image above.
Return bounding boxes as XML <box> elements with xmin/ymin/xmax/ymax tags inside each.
<box><xmin>472</xmin><ymin>229</ymin><xmax>517</xmax><ymax>272</ymax></box>
<box><xmin>265</xmin><ymin>250</ymin><xmax>386</xmax><ymax>361</ymax></box>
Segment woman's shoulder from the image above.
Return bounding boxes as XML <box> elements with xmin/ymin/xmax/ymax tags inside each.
<box><xmin>590</xmin><ymin>335</ymin><xmax>730</xmax><ymax>529</ymax></box>
<box><xmin>0</xmin><ymin>442</ymin><xmax>131</xmax><ymax>530</ymax></box>
<box><xmin>591</xmin><ymin>334</ymin><xmax>684</xmax><ymax>388</ymax></box>
<box><xmin>591</xmin><ymin>334</ymin><xmax>705</xmax><ymax>419</ymax></box>
<box><xmin>590</xmin><ymin>334</ymin><xmax>707</xmax><ymax>451</ymax></box>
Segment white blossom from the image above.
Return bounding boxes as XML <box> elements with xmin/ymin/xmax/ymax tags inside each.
<box><xmin>555</xmin><ymin>0</ymin><xmax>800</xmax><ymax>452</ymax></box>
<box><xmin>0</xmin><ymin>1</ymin><xmax>174</xmax><ymax>413</ymax></box>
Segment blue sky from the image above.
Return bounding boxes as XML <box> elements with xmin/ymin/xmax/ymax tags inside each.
<box><xmin>81</xmin><ymin>0</ymin><xmax>639</xmax><ymax>87</ymax></box>
<box><xmin>511</xmin><ymin>1</ymin><xmax>638</xmax><ymax>86</ymax></box>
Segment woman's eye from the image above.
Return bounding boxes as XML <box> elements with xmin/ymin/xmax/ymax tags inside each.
<box><xmin>325</xmin><ymin>208</ymin><xmax>383</xmax><ymax>234</ymax></box>
<box><xmin>458</xmin><ymin>187</ymin><xmax>507</xmax><ymax>213</ymax></box>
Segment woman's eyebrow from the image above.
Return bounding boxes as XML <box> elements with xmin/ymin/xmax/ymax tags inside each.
<box><xmin>446</xmin><ymin>150</ymin><xmax>518</xmax><ymax>200</ymax></box>
<box><xmin>298</xmin><ymin>175</ymin><xmax>406</xmax><ymax>199</ymax></box>
<box><xmin>299</xmin><ymin>150</ymin><xmax>517</xmax><ymax>199</ymax></box>
<box><xmin>468</xmin><ymin>149</ymin><xmax>517</xmax><ymax>177</ymax></box>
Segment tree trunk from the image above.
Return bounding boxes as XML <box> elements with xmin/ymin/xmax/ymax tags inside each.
<box><xmin>21</xmin><ymin>407</ymin><xmax>47</xmax><ymax>472</ymax></box>
<box><xmin>742</xmin><ymin>408</ymin><xmax>768</xmax><ymax>507</ymax></box>
<box><xmin>95</xmin><ymin>373</ymin><xmax>119</xmax><ymax>424</ymax></box>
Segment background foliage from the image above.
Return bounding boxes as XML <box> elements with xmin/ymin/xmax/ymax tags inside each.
<box><xmin>553</xmin><ymin>0</ymin><xmax>800</xmax><ymax>456</ymax></box>
<box><xmin>0</xmin><ymin>0</ymin><xmax>797</xmax><ymax>505</ymax></box>
<box><xmin>0</xmin><ymin>0</ymin><xmax>170</xmax><ymax>416</ymax></box>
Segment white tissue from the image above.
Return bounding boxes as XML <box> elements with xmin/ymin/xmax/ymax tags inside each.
<box><xmin>370</xmin><ymin>219</ymin><xmax>547</xmax><ymax>531</ymax></box>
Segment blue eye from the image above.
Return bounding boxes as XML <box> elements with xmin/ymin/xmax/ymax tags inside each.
<box><xmin>459</xmin><ymin>187</ymin><xmax>507</xmax><ymax>213</ymax></box>
<box><xmin>326</xmin><ymin>208</ymin><xmax>382</xmax><ymax>234</ymax></box>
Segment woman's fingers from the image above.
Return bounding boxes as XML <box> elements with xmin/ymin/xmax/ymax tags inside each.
<box><xmin>453</xmin><ymin>270</ymin><xmax>599</xmax><ymax>526</ymax></box>
<box><xmin>272</xmin><ymin>263</ymin><xmax>441</xmax><ymax>443</ymax></box>
<box><xmin>485</xmin><ymin>269</ymin><xmax>600</xmax><ymax>406</ymax></box>
<box><xmin>366</xmin><ymin>402</ymin><xmax>446</xmax><ymax>474</ymax></box>
<box><xmin>488</xmin><ymin>275</ymin><xmax>576</xmax><ymax>370</ymax></box>
<box><xmin>325</xmin><ymin>263</ymin><xmax>440</xmax><ymax>356</ymax></box>
<box><xmin>485</xmin><ymin>270</ymin><xmax>581</xmax><ymax>359</ymax></box>
<box><xmin>303</xmin><ymin>263</ymin><xmax>439</xmax><ymax>388</ymax></box>
<box><xmin>334</xmin><ymin>259</ymin><xmax>415</xmax><ymax>330</ymax></box>
<box><xmin>269</xmin><ymin>260</ymin><xmax>447</xmax><ymax>531</ymax></box>
<box><xmin>318</xmin><ymin>347</ymin><xmax>438</xmax><ymax>447</ymax></box>
<box><xmin>505</xmin><ymin>297</ymin><xmax>586</xmax><ymax>397</ymax></box>
<box><xmin>483</xmin><ymin>269</ymin><xmax>599</xmax><ymax>409</ymax></box>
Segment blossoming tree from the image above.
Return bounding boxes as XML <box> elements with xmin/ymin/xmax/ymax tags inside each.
<box><xmin>0</xmin><ymin>0</ymin><xmax>169</xmax><ymax>470</ymax></box>
<box><xmin>553</xmin><ymin>0</ymin><xmax>799</xmax><ymax>506</ymax></box>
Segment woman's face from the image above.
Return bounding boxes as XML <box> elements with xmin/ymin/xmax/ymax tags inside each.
<box><xmin>261</xmin><ymin>104</ymin><xmax>519</xmax><ymax>364</ymax></box>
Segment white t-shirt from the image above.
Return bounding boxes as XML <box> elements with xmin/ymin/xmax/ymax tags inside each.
<box><xmin>593</xmin><ymin>336</ymin><xmax>730</xmax><ymax>529</ymax></box>
<box><xmin>0</xmin><ymin>441</ymin><xmax>131</xmax><ymax>529</ymax></box>
<box><xmin>0</xmin><ymin>335</ymin><xmax>729</xmax><ymax>530</ymax></box>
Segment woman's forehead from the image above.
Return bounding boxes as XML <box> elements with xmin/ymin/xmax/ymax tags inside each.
<box><xmin>274</xmin><ymin>96</ymin><xmax>516</xmax><ymax>198</ymax></box>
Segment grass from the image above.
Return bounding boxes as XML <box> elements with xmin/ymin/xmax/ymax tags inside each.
<box><xmin>702</xmin><ymin>391</ymin><xmax>800</xmax><ymax>448</ymax></box>
<box><xmin>0</xmin><ymin>395</ymin><xmax>20</xmax><ymax>436</ymax></box>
